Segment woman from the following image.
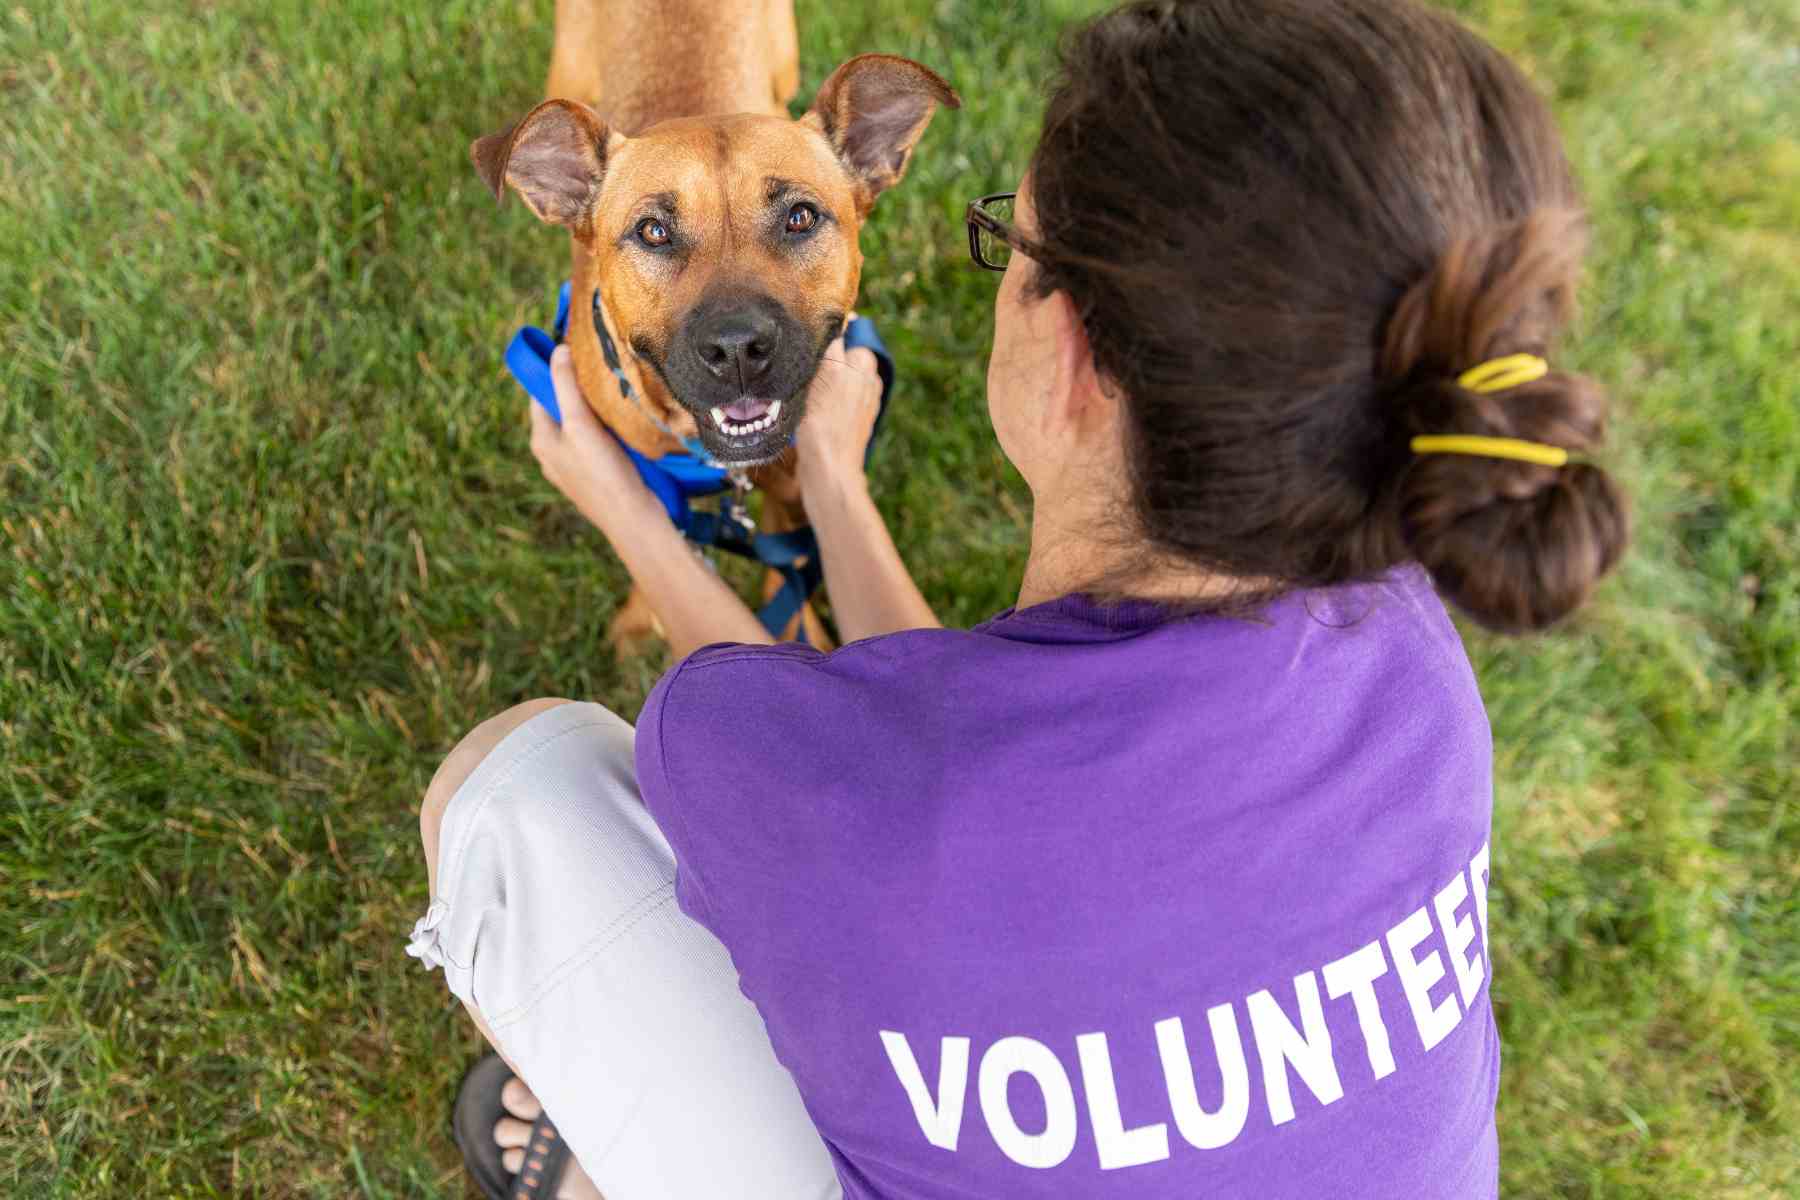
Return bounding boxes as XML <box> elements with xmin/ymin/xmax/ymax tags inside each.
<box><xmin>409</xmin><ymin>1</ymin><xmax>1628</xmax><ymax>1196</ymax></box>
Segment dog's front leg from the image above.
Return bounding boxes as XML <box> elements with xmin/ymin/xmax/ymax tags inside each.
<box><xmin>757</xmin><ymin>487</ymin><xmax>834</xmax><ymax>650</ymax></box>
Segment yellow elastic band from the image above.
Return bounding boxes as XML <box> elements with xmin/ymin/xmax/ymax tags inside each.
<box><xmin>1457</xmin><ymin>354</ymin><xmax>1549</xmax><ymax>393</ymax></box>
<box><xmin>1410</xmin><ymin>435</ymin><xmax>1570</xmax><ymax>468</ymax></box>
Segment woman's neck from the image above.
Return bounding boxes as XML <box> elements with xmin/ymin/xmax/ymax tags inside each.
<box><xmin>1016</xmin><ymin>492</ymin><xmax>1247</xmax><ymax>611</ymax></box>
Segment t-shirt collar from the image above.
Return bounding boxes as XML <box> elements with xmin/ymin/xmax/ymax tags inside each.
<box><xmin>974</xmin><ymin>592</ymin><xmax>1194</xmax><ymax>642</ymax></box>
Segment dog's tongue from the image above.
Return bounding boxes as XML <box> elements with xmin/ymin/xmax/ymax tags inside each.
<box><xmin>724</xmin><ymin>398</ymin><xmax>770</xmax><ymax>422</ymax></box>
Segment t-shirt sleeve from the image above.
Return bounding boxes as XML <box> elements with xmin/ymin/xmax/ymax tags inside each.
<box><xmin>633</xmin><ymin>641</ymin><xmax>826</xmax><ymax>938</ymax></box>
<box><xmin>633</xmin><ymin>654</ymin><xmax>718</xmax><ymax>932</ymax></box>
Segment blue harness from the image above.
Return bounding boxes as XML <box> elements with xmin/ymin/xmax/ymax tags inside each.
<box><xmin>503</xmin><ymin>281</ymin><xmax>893</xmax><ymax>639</ymax></box>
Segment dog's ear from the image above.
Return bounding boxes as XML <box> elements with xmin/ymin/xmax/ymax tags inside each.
<box><xmin>804</xmin><ymin>54</ymin><xmax>960</xmax><ymax>211</ymax></box>
<box><xmin>471</xmin><ymin>99</ymin><xmax>614</xmax><ymax>232</ymax></box>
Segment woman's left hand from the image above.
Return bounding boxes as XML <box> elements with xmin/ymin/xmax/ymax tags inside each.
<box><xmin>528</xmin><ymin>345</ymin><xmax>665</xmax><ymax>537</ymax></box>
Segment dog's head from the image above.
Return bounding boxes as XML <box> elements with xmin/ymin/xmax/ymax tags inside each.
<box><xmin>473</xmin><ymin>55</ymin><xmax>958</xmax><ymax>465</ymax></box>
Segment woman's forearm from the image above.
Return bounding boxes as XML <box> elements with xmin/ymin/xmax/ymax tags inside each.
<box><xmin>803</xmin><ymin>472</ymin><xmax>940</xmax><ymax>643</ymax></box>
<box><xmin>528</xmin><ymin>347</ymin><xmax>774</xmax><ymax>658</ymax></box>
<box><xmin>594</xmin><ymin>497</ymin><xmax>774</xmax><ymax>658</ymax></box>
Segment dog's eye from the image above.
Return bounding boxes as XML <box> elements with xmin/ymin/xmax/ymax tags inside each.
<box><xmin>636</xmin><ymin>218</ymin><xmax>671</xmax><ymax>247</ymax></box>
<box><xmin>784</xmin><ymin>203</ymin><xmax>819</xmax><ymax>234</ymax></box>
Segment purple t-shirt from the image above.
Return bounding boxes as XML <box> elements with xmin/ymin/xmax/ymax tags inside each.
<box><xmin>637</xmin><ymin>566</ymin><xmax>1499</xmax><ymax>1198</ymax></box>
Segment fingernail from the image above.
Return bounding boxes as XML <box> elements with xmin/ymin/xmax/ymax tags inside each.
<box><xmin>551</xmin><ymin>345</ymin><xmax>570</xmax><ymax>365</ymax></box>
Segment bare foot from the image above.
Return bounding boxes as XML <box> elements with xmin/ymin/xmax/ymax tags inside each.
<box><xmin>493</xmin><ymin>1076</ymin><xmax>605</xmax><ymax>1200</ymax></box>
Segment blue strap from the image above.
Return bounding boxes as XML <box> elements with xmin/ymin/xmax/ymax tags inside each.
<box><xmin>842</xmin><ymin>316</ymin><xmax>894</xmax><ymax>467</ymax></box>
<box><xmin>680</xmin><ymin>516</ymin><xmax>825</xmax><ymax>639</ymax></box>
<box><xmin>501</xmin><ymin>283</ymin><xmax>897</xmax><ymax>640</ymax></box>
<box><xmin>504</xmin><ymin>311</ymin><xmax>706</xmax><ymax>528</ymax></box>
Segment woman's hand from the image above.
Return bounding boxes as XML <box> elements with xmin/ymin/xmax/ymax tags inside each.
<box><xmin>528</xmin><ymin>345</ymin><xmax>665</xmax><ymax>537</ymax></box>
<box><xmin>789</xmin><ymin>323</ymin><xmax>941</xmax><ymax>638</ymax></box>
<box><xmin>795</xmin><ymin>332</ymin><xmax>883</xmax><ymax>500</ymax></box>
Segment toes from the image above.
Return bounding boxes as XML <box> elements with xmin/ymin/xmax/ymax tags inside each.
<box><xmin>496</xmin><ymin>1078</ymin><xmax>571</xmax><ymax>1194</ymax></box>
<box><xmin>501</xmin><ymin>1076</ymin><xmax>544</xmax><ymax>1121</ymax></box>
<box><xmin>502</xmin><ymin>1145</ymin><xmax>560</xmax><ymax>1195</ymax></box>
<box><xmin>494</xmin><ymin>1115</ymin><xmax>535</xmax><ymax>1149</ymax></box>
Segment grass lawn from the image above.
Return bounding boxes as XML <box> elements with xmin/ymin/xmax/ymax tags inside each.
<box><xmin>2</xmin><ymin>0</ymin><xmax>1795</xmax><ymax>1194</ymax></box>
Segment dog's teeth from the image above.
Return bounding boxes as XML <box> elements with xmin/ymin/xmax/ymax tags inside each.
<box><xmin>712</xmin><ymin>405</ymin><xmax>781</xmax><ymax>437</ymax></box>
<box><xmin>711</xmin><ymin>403</ymin><xmax>787</xmax><ymax>438</ymax></box>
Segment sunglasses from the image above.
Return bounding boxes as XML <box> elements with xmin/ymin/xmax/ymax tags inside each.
<box><xmin>965</xmin><ymin>192</ymin><xmax>1028</xmax><ymax>272</ymax></box>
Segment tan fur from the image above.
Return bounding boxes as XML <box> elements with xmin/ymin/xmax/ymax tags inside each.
<box><xmin>484</xmin><ymin>3</ymin><xmax>957</xmax><ymax>653</ymax></box>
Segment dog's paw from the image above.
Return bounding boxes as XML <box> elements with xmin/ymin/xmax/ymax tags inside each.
<box><xmin>606</xmin><ymin>589</ymin><xmax>667</xmax><ymax>657</ymax></box>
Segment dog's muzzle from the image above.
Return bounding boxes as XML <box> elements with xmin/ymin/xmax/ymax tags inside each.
<box><xmin>664</xmin><ymin>292</ymin><xmax>821</xmax><ymax>463</ymax></box>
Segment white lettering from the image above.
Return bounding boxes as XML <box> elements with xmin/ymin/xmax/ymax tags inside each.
<box><xmin>1469</xmin><ymin>843</ymin><xmax>1492</xmax><ymax>958</ymax></box>
<box><xmin>879</xmin><ymin>1031</ymin><xmax>969</xmax><ymax>1151</ymax></box>
<box><xmin>1387</xmin><ymin>905</ymin><xmax>1461</xmax><ymax>1051</ymax></box>
<box><xmin>1155</xmin><ymin>1005</ymin><xmax>1250</xmax><ymax>1150</ymax></box>
<box><xmin>1321</xmin><ymin>940</ymin><xmax>1396</xmax><ymax>1080</ymax></box>
<box><xmin>881</xmin><ymin>852</ymin><xmax>1500</xmax><ymax>1166</ymax></box>
<box><xmin>1075</xmin><ymin>1032</ymin><xmax>1170</xmax><ymax>1169</ymax></box>
<box><xmin>1245</xmin><ymin>971</ymin><xmax>1344</xmax><ymax>1125</ymax></box>
<box><xmin>978</xmin><ymin>1036</ymin><xmax>1078</xmax><ymax>1169</ymax></box>
<box><xmin>1433</xmin><ymin>872</ymin><xmax>1485</xmax><ymax>1007</ymax></box>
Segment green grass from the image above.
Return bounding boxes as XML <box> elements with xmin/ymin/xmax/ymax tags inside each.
<box><xmin>1</xmin><ymin>0</ymin><xmax>1795</xmax><ymax>1194</ymax></box>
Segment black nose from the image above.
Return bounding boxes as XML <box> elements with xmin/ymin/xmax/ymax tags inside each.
<box><xmin>693</xmin><ymin>309</ymin><xmax>780</xmax><ymax>388</ymax></box>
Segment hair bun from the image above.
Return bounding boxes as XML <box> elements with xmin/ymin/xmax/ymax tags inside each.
<box><xmin>1397</xmin><ymin>372</ymin><xmax>1629</xmax><ymax>631</ymax></box>
<box><xmin>1382</xmin><ymin>211</ymin><xmax>1630</xmax><ymax>631</ymax></box>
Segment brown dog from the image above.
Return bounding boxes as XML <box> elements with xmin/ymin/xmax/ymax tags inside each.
<box><xmin>472</xmin><ymin>0</ymin><xmax>958</xmax><ymax>650</ymax></box>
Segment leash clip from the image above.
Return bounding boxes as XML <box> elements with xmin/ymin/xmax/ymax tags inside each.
<box><xmin>721</xmin><ymin>473</ymin><xmax>756</xmax><ymax>537</ymax></box>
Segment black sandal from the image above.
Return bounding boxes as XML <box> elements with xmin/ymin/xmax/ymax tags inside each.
<box><xmin>452</xmin><ymin>1054</ymin><xmax>575</xmax><ymax>1200</ymax></box>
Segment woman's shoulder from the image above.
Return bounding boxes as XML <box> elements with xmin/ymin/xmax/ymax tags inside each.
<box><xmin>649</xmin><ymin>625</ymin><xmax>999</xmax><ymax>711</ymax></box>
<box><xmin>675</xmin><ymin>625</ymin><xmax>989</xmax><ymax>672</ymax></box>
<box><xmin>632</xmin><ymin>626</ymin><xmax>1003</xmax><ymax>835</ymax></box>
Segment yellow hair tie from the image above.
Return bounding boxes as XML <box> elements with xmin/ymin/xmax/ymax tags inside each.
<box><xmin>1410</xmin><ymin>435</ymin><xmax>1570</xmax><ymax>467</ymax></box>
<box><xmin>1412</xmin><ymin>355</ymin><xmax>1567</xmax><ymax>466</ymax></box>
<box><xmin>1457</xmin><ymin>353</ymin><xmax>1549</xmax><ymax>393</ymax></box>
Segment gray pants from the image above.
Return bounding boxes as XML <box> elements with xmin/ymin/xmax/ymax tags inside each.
<box><xmin>409</xmin><ymin>701</ymin><xmax>841</xmax><ymax>1198</ymax></box>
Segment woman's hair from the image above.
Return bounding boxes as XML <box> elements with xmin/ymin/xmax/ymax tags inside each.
<box><xmin>1027</xmin><ymin>0</ymin><xmax>1629</xmax><ymax>632</ymax></box>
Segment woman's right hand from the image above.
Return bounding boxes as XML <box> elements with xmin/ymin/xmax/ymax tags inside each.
<box><xmin>795</xmin><ymin>331</ymin><xmax>883</xmax><ymax>498</ymax></box>
<box><xmin>789</xmin><ymin>324</ymin><xmax>940</xmax><ymax>638</ymax></box>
